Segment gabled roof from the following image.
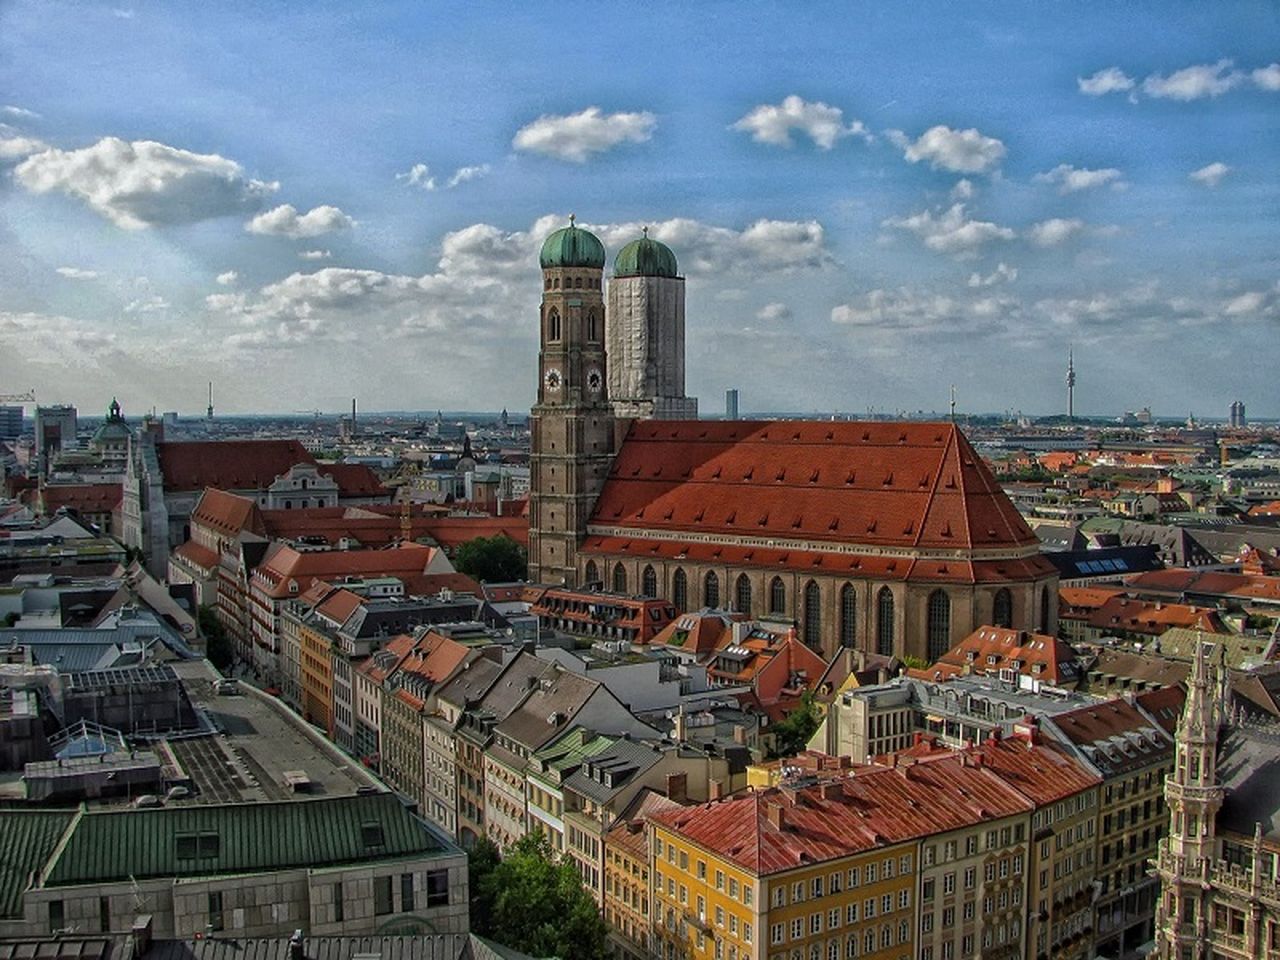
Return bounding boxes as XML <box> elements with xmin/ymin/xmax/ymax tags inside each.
<box><xmin>1049</xmin><ymin>696</ymin><xmax>1174</xmax><ymax>776</ymax></box>
<box><xmin>252</xmin><ymin>543</ymin><xmax>441</xmax><ymax>600</ymax></box>
<box><xmin>652</xmin><ymin>610</ymin><xmax>742</xmax><ymax>657</ymax></box>
<box><xmin>157</xmin><ymin>440</ymin><xmax>315</xmax><ymax>493</ymax></box>
<box><xmin>318</xmin><ymin>462</ymin><xmax>387</xmax><ymax>497</ymax></box>
<box><xmin>494</xmin><ymin>668</ymin><xmax>599</xmax><ymax>752</ymax></box>
<box><xmin>0</xmin><ymin>811</ymin><xmax>76</xmax><ymax>917</ymax></box>
<box><xmin>39</xmin><ymin>483</ymin><xmax>123</xmax><ymax>515</ymax></box>
<box><xmin>929</xmin><ymin>625</ymin><xmax>1082</xmax><ymax>686</ymax></box>
<box><xmin>1087</xmin><ymin>597</ymin><xmax>1226</xmax><ymax>636</ymax></box>
<box><xmin>589</xmin><ymin>420</ymin><xmax>1039</xmax><ymax>553</ymax></box>
<box><xmin>191</xmin><ymin>488</ymin><xmax>266</xmax><ymax>538</ymax></box>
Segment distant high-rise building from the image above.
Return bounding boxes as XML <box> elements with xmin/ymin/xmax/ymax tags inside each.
<box><xmin>1229</xmin><ymin>399</ymin><xmax>1246</xmax><ymax>428</ymax></box>
<box><xmin>725</xmin><ymin>388</ymin><xmax>739</xmax><ymax>420</ymax></box>
<box><xmin>1066</xmin><ymin>348</ymin><xmax>1076</xmax><ymax>420</ymax></box>
<box><xmin>0</xmin><ymin>405</ymin><xmax>23</xmax><ymax>441</ymax></box>
<box><xmin>34</xmin><ymin>404</ymin><xmax>77</xmax><ymax>475</ymax></box>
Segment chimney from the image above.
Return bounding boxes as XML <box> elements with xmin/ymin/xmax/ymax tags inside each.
<box><xmin>766</xmin><ymin>803</ymin><xmax>786</xmax><ymax>830</ymax></box>
<box><xmin>673</xmin><ymin>706</ymin><xmax>688</xmax><ymax>743</ymax></box>
<box><xmin>130</xmin><ymin>916</ymin><xmax>153</xmax><ymax>958</ymax></box>
<box><xmin>733</xmin><ymin>724</ymin><xmax>746</xmax><ymax>745</ymax></box>
<box><xmin>820</xmin><ymin>781</ymin><xmax>842</xmax><ymax>800</ymax></box>
<box><xmin>289</xmin><ymin>930</ymin><xmax>305</xmax><ymax>960</ymax></box>
<box><xmin>709</xmin><ymin>778</ymin><xmax>725</xmax><ymax>801</ymax></box>
<box><xmin>665</xmin><ymin>772</ymin><xmax>688</xmax><ymax>804</ymax></box>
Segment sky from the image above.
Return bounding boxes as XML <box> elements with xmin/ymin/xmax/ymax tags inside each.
<box><xmin>0</xmin><ymin>1</ymin><xmax>1277</xmax><ymax>419</ymax></box>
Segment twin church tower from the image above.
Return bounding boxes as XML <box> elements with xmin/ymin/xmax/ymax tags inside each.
<box><xmin>528</xmin><ymin>218</ymin><xmax>696</xmax><ymax>586</ymax></box>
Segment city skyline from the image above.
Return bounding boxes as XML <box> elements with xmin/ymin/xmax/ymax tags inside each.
<box><xmin>1</xmin><ymin>1</ymin><xmax>1277</xmax><ymax>416</ymax></box>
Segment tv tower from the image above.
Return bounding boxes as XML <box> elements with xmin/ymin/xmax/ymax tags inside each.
<box><xmin>1066</xmin><ymin>348</ymin><xmax>1076</xmax><ymax>421</ymax></box>
<box><xmin>206</xmin><ymin>382</ymin><xmax>214</xmax><ymax>420</ymax></box>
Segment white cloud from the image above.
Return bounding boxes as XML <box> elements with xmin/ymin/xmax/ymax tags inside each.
<box><xmin>246</xmin><ymin>203</ymin><xmax>354</xmax><ymax>238</ymax></box>
<box><xmin>950</xmin><ymin>179</ymin><xmax>974</xmax><ymax>201</ymax></box>
<box><xmin>830</xmin><ymin>288</ymin><xmax>1009</xmax><ymax>343</ymax></box>
<box><xmin>1254</xmin><ymin>63</ymin><xmax>1280</xmax><ymax>91</ymax></box>
<box><xmin>756</xmin><ymin>302</ymin><xmax>792</xmax><ymax>322</ymax></box>
<box><xmin>1143</xmin><ymin>60</ymin><xmax>1242</xmax><ymax>100</ymax></box>
<box><xmin>967</xmin><ymin>262</ymin><xmax>1017</xmax><ymax>287</ymax></box>
<box><xmin>56</xmin><ymin>266</ymin><xmax>98</xmax><ymax>280</ymax></box>
<box><xmin>124</xmin><ymin>295</ymin><xmax>169</xmax><ymax>313</ymax></box>
<box><xmin>0</xmin><ymin>135</ymin><xmax>50</xmax><ymax>160</ymax></box>
<box><xmin>13</xmin><ymin>137</ymin><xmax>276</xmax><ymax>229</ymax></box>
<box><xmin>1189</xmin><ymin>161</ymin><xmax>1230</xmax><ymax>187</ymax></box>
<box><xmin>112</xmin><ymin>8</ymin><xmax>135</xmax><ymax>18</ymax></box>
<box><xmin>1033</xmin><ymin>164</ymin><xmax>1124</xmax><ymax>193</ymax></box>
<box><xmin>300</xmin><ymin>249</ymin><xmax>332</xmax><ymax>260</ymax></box>
<box><xmin>0</xmin><ymin>311</ymin><xmax>118</xmax><ymax>365</ymax></box>
<box><xmin>1028</xmin><ymin>218</ymin><xmax>1086</xmax><ymax>247</ymax></box>
<box><xmin>892</xmin><ymin>125</ymin><xmax>1006</xmax><ymax>174</ymax></box>
<box><xmin>1</xmin><ymin>105</ymin><xmax>40</xmax><ymax>119</ymax></box>
<box><xmin>1223</xmin><ymin>291</ymin><xmax>1265</xmax><ymax>315</ymax></box>
<box><xmin>1077</xmin><ymin>67</ymin><xmax>1135</xmax><ymax>96</ymax></box>
<box><xmin>882</xmin><ymin>203</ymin><xmax>1014</xmax><ymax>258</ymax></box>
<box><xmin>396</xmin><ymin>163</ymin><xmax>436</xmax><ymax>190</ymax></box>
<box><xmin>447</xmin><ymin>164</ymin><xmax>490</xmax><ymax>188</ymax></box>
<box><xmin>512</xmin><ymin>106</ymin><xmax>656</xmax><ymax>162</ymax></box>
<box><xmin>216</xmin><ymin>270</ymin><xmax>238</xmax><ymax>286</ymax></box>
<box><xmin>732</xmin><ymin>95</ymin><xmax>870</xmax><ymax>149</ymax></box>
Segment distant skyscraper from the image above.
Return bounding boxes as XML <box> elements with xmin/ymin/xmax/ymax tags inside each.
<box><xmin>1229</xmin><ymin>400</ymin><xmax>1246</xmax><ymax>428</ymax></box>
<box><xmin>725</xmin><ymin>389</ymin><xmax>739</xmax><ymax>420</ymax></box>
<box><xmin>0</xmin><ymin>405</ymin><xmax>23</xmax><ymax>441</ymax></box>
<box><xmin>1066</xmin><ymin>348</ymin><xmax>1076</xmax><ymax>420</ymax></box>
<box><xmin>34</xmin><ymin>404</ymin><xmax>77</xmax><ymax>475</ymax></box>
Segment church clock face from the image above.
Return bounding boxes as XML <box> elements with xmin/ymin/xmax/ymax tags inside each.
<box><xmin>586</xmin><ymin>367</ymin><xmax>603</xmax><ymax>396</ymax></box>
<box><xmin>544</xmin><ymin>367</ymin><xmax>563</xmax><ymax>393</ymax></box>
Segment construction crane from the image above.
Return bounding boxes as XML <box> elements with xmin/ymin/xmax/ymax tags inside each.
<box><xmin>0</xmin><ymin>389</ymin><xmax>35</xmax><ymax>403</ymax></box>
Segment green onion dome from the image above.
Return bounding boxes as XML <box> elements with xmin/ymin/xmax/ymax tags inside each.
<box><xmin>539</xmin><ymin>216</ymin><xmax>606</xmax><ymax>269</ymax></box>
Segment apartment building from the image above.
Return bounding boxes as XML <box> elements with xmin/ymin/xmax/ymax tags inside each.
<box><xmin>605</xmin><ymin>789</ymin><xmax>685</xmax><ymax>960</ymax></box>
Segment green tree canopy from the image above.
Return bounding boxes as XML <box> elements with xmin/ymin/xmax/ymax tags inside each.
<box><xmin>454</xmin><ymin>534</ymin><xmax>527</xmax><ymax>583</ymax></box>
<box><xmin>468</xmin><ymin>832</ymin><xmax>609</xmax><ymax>960</ymax></box>
<box><xmin>769</xmin><ymin>690</ymin><xmax>822</xmax><ymax>758</ymax></box>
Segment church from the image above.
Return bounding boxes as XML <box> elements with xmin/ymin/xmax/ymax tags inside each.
<box><xmin>528</xmin><ymin>219</ymin><xmax>1059</xmax><ymax>661</ymax></box>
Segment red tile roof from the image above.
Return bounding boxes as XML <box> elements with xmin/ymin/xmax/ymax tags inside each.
<box><xmin>191</xmin><ymin>488</ymin><xmax>266</xmax><ymax>538</ymax></box>
<box><xmin>1124</xmin><ymin>568</ymin><xmax>1280</xmax><ymax>604</ymax></box>
<box><xmin>317</xmin><ymin>462</ymin><xmax>388</xmax><ymax>497</ymax></box>
<box><xmin>927</xmin><ymin>625</ymin><xmax>1082</xmax><ymax>686</ymax></box>
<box><xmin>252</xmin><ymin>543</ymin><xmax>443</xmax><ymax>599</ymax></box>
<box><xmin>590</xmin><ymin>421</ymin><xmax>1038</xmax><ymax>553</ymax></box>
<box><xmin>40</xmin><ymin>483</ymin><xmax>123</xmax><ymax>514</ymax></box>
<box><xmin>1087</xmin><ymin>596</ymin><xmax>1226</xmax><ymax>636</ymax></box>
<box><xmin>652</xmin><ymin>611</ymin><xmax>743</xmax><ymax>657</ymax></box>
<box><xmin>172</xmin><ymin>540</ymin><xmax>219</xmax><ymax>572</ymax></box>
<box><xmin>157</xmin><ymin>440</ymin><xmax>314</xmax><ymax>492</ymax></box>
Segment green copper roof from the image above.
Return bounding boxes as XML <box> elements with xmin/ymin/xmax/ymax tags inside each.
<box><xmin>614</xmin><ymin>232</ymin><xmax>678</xmax><ymax>278</ymax></box>
<box><xmin>539</xmin><ymin>218</ymin><xmax>606</xmax><ymax>269</ymax></box>
<box><xmin>0</xmin><ymin>811</ymin><xmax>75</xmax><ymax>917</ymax></box>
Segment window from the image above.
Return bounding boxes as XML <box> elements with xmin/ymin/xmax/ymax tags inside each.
<box><xmin>847</xmin><ymin>865</ymin><xmax>860</xmax><ymax>887</ymax></box>
<box><xmin>993</xmin><ymin>589</ymin><xmax>1013</xmax><ymax>629</ymax></box>
<box><xmin>642</xmin><ymin>565</ymin><xmax>658</xmax><ymax>598</ymax></box>
<box><xmin>877</xmin><ymin>588</ymin><xmax>895</xmax><ymax>655</ymax></box>
<box><xmin>922</xmin><ymin>878</ymin><xmax>935</xmax><ymax>901</ymax></box>
<box><xmin>49</xmin><ymin>900</ymin><xmax>64</xmax><ymax>933</ymax></box>
<box><xmin>943</xmin><ymin>872</ymin><xmax>955</xmax><ymax>895</ymax></box>
<box><xmin>207</xmin><ymin>892</ymin><xmax>224</xmax><ymax>932</ymax></box>
<box><xmin>704</xmin><ymin>571</ymin><xmax>720</xmax><ymax>608</ymax></box>
<box><xmin>927</xmin><ymin>590</ymin><xmax>951</xmax><ymax>661</ymax></box>
<box><xmin>839</xmin><ymin>583</ymin><xmax>856</xmax><ymax>647</ymax></box>
<box><xmin>426</xmin><ymin>869</ymin><xmax>449</xmax><ymax>907</ymax></box>
<box><xmin>791</xmin><ymin>919</ymin><xmax>804</xmax><ymax>941</ymax></box>
<box><xmin>828</xmin><ymin>908</ymin><xmax>841</xmax><ymax>929</ymax></box>
<box><xmin>401</xmin><ymin>873</ymin><xmax>415</xmax><ymax>912</ymax></box>
<box><xmin>898</xmin><ymin>889</ymin><xmax>910</xmax><ymax>909</ymax></box>
<box><xmin>729</xmin><ymin>878</ymin><xmax>739</xmax><ymax>899</ymax></box>
<box><xmin>585</xmin><ymin>560</ymin><xmax>599</xmax><ymax>585</ymax></box>
<box><xmin>673</xmin><ymin>569</ymin><xmax>688</xmax><ymax>611</ymax></box>
<box><xmin>587</xmin><ymin>310</ymin><xmax>599</xmax><ymax>342</ymax></box>
<box><xmin>333</xmin><ymin>882</ymin><xmax>344</xmax><ymax>922</ymax></box>
<box><xmin>772</xmin><ymin>923</ymin><xmax>786</xmax><ymax>945</ymax></box>
<box><xmin>716</xmin><ymin>906</ymin><xmax>725</xmax><ymax>927</ymax></box>
<box><xmin>613</xmin><ymin>563</ymin><xmax>628</xmax><ymax>594</ymax></box>
<box><xmin>812</xmin><ymin>876</ymin><xmax>824</xmax><ymax>898</ymax></box>
<box><xmin>735</xmin><ymin>574</ymin><xmax>753</xmax><ymax>614</ymax></box>
<box><xmin>810</xmin><ymin>913</ymin><xmax>822</xmax><ymax>934</ymax></box>
<box><xmin>374</xmin><ymin>876</ymin><xmax>394</xmax><ymax>915</ymax></box>
<box><xmin>548</xmin><ymin>308</ymin><xmax>561</xmax><ymax>342</ymax></box>
<box><xmin>697</xmin><ymin>860</ymin><xmax>707</xmax><ymax>880</ymax></box>
<box><xmin>803</xmin><ymin>581</ymin><xmax>822</xmax><ymax>647</ymax></box>
<box><xmin>768</xmin><ymin>576</ymin><xmax>787</xmax><ymax>614</ymax></box>
<box><xmin>716</xmin><ymin>870</ymin><xmax>726</xmax><ymax>890</ymax></box>
<box><xmin>1039</xmin><ymin>587</ymin><xmax>1050</xmax><ymax>633</ymax></box>
<box><xmin>744</xmin><ymin>923</ymin><xmax>753</xmax><ymax>945</ymax></box>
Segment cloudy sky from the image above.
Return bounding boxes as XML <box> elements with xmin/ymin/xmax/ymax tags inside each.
<box><xmin>1</xmin><ymin>2</ymin><xmax>1277</xmax><ymax>418</ymax></box>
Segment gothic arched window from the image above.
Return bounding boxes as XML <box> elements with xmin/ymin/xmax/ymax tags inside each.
<box><xmin>769</xmin><ymin>577</ymin><xmax>786</xmax><ymax>614</ymax></box>
<box><xmin>547</xmin><ymin>308</ymin><xmax>561</xmax><ymax>342</ymax></box>
<box><xmin>641</xmin><ymin>565</ymin><xmax>657</xmax><ymax>599</ymax></box>
<box><xmin>573</xmin><ymin>276</ymin><xmax>582</xmax><ymax>289</ymax></box>
<box><xmin>840</xmin><ymin>583</ymin><xmax>857</xmax><ymax>648</ymax></box>
<box><xmin>877</xmin><ymin>587</ymin><xmax>895</xmax><ymax>656</ymax></box>
<box><xmin>803</xmin><ymin>581</ymin><xmax>821</xmax><ymax>648</ymax></box>
<box><xmin>704</xmin><ymin>571</ymin><xmax>720</xmax><ymax>609</ymax></box>
<box><xmin>587</xmin><ymin>310</ymin><xmax>599</xmax><ymax>342</ymax></box>
<box><xmin>927</xmin><ymin>589</ymin><xmax>951</xmax><ymax>662</ymax></box>
<box><xmin>735</xmin><ymin>574</ymin><xmax>752</xmax><ymax>615</ymax></box>
<box><xmin>584</xmin><ymin>560</ymin><xmax>599</xmax><ymax>586</ymax></box>
<box><xmin>613</xmin><ymin>563</ymin><xmax>628</xmax><ymax>595</ymax></box>
<box><xmin>672</xmin><ymin>568</ymin><xmax>688</xmax><ymax>612</ymax></box>
<box><xmin>993</xmin><ymin>588</ymin><xmax>1013</xmax><ymax>629</ymax></box>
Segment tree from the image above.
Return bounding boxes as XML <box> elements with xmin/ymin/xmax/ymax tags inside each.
<box><xmin>454</xmin><ymin>534</ymin><xmax>527</xmax><ymax>583</ymax></box>
<box><xmin>198</xmin><ymin>605</ymin><xmax>233</xmax><ymax>670</ymax></box>
<box><xmin>770</xmin><ymin>690</ymin><xmax>822</xmax><ymax>758</ymax></box>
<box><xmin>469</xmin><ymin>832</ymin><xmax>609</xmax><ymax>960</ymax></box>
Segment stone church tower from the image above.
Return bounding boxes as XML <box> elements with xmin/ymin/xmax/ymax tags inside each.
<box><xmin>527</xmin><ymin>219</ymin><xmax>616</xmax><ymax>587</ymax></box>
<box><xmin>606</xmin><ymin>230</ymin><xmax>697</xmax><ymax>420</ymax></box>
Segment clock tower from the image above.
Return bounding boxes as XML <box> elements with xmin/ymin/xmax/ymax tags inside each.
<box><xmin>528</xmin><ymin>217</ymin><xmax>616</xmax><ymax>587</ymax></box>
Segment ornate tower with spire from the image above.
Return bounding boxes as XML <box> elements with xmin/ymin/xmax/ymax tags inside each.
<box><xmin>528</xmin><ymin>217</ymin><xmax>616</xmax><ymax>586</ymax></box>
<box><xmin>1154</xmin><ymin>639</ymin><xmax>1227</xmax><ymax>959</ymax></box>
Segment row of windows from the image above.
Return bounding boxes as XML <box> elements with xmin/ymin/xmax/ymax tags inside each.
<box><xmin>544</xmin><ymin>307</ymin><xmax>600</xmax><ymax>343</ymax></box>
<box><xmin>766</xmin><ymin>922</ymin><xmax>912</xmax><ymax>960</ymax></box>
<box><xmin>544</xmin><ymin>275</ymin><xmax>601</xmax><ymax>291</ymax></box>
<box><xmin>768</xmin><ymin>856</ymin><xmax>914</xmax><ymax>909</ymax></box>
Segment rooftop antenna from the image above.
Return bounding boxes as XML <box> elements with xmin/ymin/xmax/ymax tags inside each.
<box><xmin>206</xmin><ymin>382</ymin><xmax>214</xmax><ymax>420</ymax></box>
<box><xmin>1066</xmin><ymin>347</ymin><xmax>1076</xmax><ymax>422</ymax></box>
<box><xmin>949</xmin><ymin>385</ymin><xmax>956</xmax><ymax>424</ymax></box>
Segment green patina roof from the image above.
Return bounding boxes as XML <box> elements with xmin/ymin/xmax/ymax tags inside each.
<box><xmin>0</xmin><ymin>811</ymin><xmax>76</xmax><ymax>917</ymax></box>
<box><xmin>614</xmin><ymin>233</ymin><xmax>678</xmax><ymax>278</ymax></box>
<box><xmin>531</xmin><ymin>726</ymin><xmax>616</xmax><ymax>782</ymax></box>
<box><xmin>43</xmin><ymin>793</ymin><xmax>450</xmax><ymax>887</ymax></box>
<box><xmin>539</xmin><ymin>219</ymin><xmax>606</xmax><ymax>269</ymax></box>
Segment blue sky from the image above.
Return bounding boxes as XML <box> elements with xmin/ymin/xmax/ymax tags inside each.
<box><xmin>1</xmin><ymin>1</ymin><xmax>1276</xmax><ymax>417</ymax></box>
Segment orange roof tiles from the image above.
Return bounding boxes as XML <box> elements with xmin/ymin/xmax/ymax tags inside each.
<box><xmin>1087</xmin><ymin>596</ymin><xmax>1226</xmax><ymax>636</ymax></box>
<box><xmin>1124</xmin><ymin>568</ymin><xmax>1280</xmax><ymax>604</ymax></box>
<box><xmin>40</xmin><ymin>483</ymin><xmax>123</xmax><ymax>514</ymax></box>
<box><xmin>252</xmin><ymin>542</ymin><xmax>441</xmax><ymax>599</ymax></box>
<box><xmin>191</xmin><ymin>488</ymin><xmax>266</xmax><ymax>538</ymax></box>
<box><xmin>157</xmin><ymin>440</ymin><xmax>314</xmax><ymax>492</ymax></box>
<box><xmin>172</xmin><ymin>539</ymin><xmax>219</xmax><ymax>572</ymax></box>
<box><xmin>931</xmin><ymin>625</ymin><xmax>1082</xmax><ymax>686</ymax></box>
<box><xmin>1058</xmin><ymin>585</ymin><xmax>1125</xmax><ymax>615</ymax></box>
<box><xmin>317</xmin><ymin>462</ymin><xmax>387</xmax><ymax>497</ymax></box>
<box><xmin>590</xmin><ymin>421</ymin><xmax>1038</xmax><ymax>552</ymax></box>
